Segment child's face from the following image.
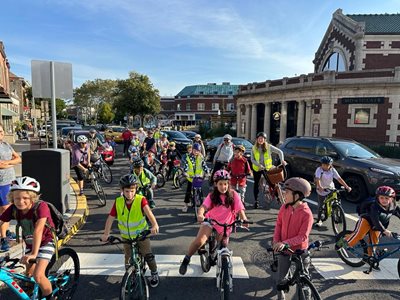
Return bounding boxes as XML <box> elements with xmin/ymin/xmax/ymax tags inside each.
<box><xmin>216</xmin><ymin>180</ymin><xmax>229</xmax><ymax>194</ymax></box>
<box><xmin>283</xmin><ymin>188</ymin><xmax>295</xmax><ymax>204</ymax></box>
<box><xmin>134</xmin><ymin>166</ymin><xmax>143</xmax><ymax>175</ymax></box>
<box><xmin>377</xmin><ymin>195</ymin><xmax>393</xmax><ymax>208</ymax></box>
<box><xmin>13</xmin><ymin>191</ymin><xmax>34</xmax><ymax>212</ymax></box>
<box><xmin>122</xmin><ymin>186</ymin><xmax>137</xmax><ymax>200</ymax></box>
<box><xmin>192</xmin><ymin>149</ymin><xmax>200</xmax><ymax>156</ymax></box>
<box><xmin>234</xmin><ymin>149</ymin><xmax>242</xmax><ymax>158</ymax></box>
<box><xmin>321</xmin><ymin>163</ymin><xmax>331</xmax><ymax>171</ymax></box>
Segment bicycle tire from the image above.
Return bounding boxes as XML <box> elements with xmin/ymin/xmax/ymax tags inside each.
<box><xmin>100</xmin><ymin>162</ymin><xmax>113</xmax><ymax>184</ymax></box>
<box><xmin>331</xmin><ymin>204</ymin><xmax>346</xmax><ymax>236</ymax></box>
<box><xmin>297</xmin><ymin>276</ymin><xmax>322</xmax><ymax>300</ymax></box>
<box><xmin>120</xmin><ymin>266</ymin><xmax>148</xmax><ymax>300</ymax></box>
<box><xmin>156</xmin><ymin>172</ymin><xmax>165</xmax><ymax>188</ymax></box>
<box><xmin>336</xmin><ymin>230</ymin><xmax>367</xmax><ymax>267</ymax></box>
<box><xmin>173</xmin><ymin>168</ymin><xmax>183</xmax><ymax>188</ymax></box>
<box><xmin>397</xmin><ymin>259</ymin><xmax>400</xmax><ymax>278</ymax></box>
<box><xmin>220</xmin><ymin>256</ymin><xmax>230</xmax><ymax>300</ymax></box>
<box><xmin>46</xmin><ymin>248</ymin><xmax>80</xmax><ymax>300</ymax></box>
<box><xmin>92</xmin><ymin>178</ymin><xmax>107</xmax><ymax>207</ymax></box>
<box><xmin>199</xmin><ymin>242</ymin><xmax>211</xmax><ymax>273</ymax></box>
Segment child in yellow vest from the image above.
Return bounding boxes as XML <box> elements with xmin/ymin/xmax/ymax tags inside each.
<box><xmin>101</xmin><ymin>174</ymin><xmax>160</xmax><ymax>287</ymax></box>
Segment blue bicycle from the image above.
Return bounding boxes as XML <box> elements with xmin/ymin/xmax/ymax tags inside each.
<box><xmin>336</xmin><ymin>230</ymin><xmax>400</xmax><ymax>276</ymax></box>
<box><xmin>0</xmin><ymin>247</ymin><xmax>80</xmax><ymax>299</ymax></box>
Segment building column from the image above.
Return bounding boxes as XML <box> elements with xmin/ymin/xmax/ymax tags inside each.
<box><xmin>263</xmin><ymin>102</ymin><xmax>271</xmax><ymax>140</ymax></box>
<box><xmin>236</xmin><ymin>104</ymin><xmax>241</xmax><ymax>137</ymax></box>
<box><xmin>245</xmin><ymin>104</ymin><xmax>251</xmax><ymax>140</ymax></box>
<box><xmin>250</xmin><ymin>104</ymin><xmax>257</xmax><ymax>141</ymax></box>
<box><xmin>304</xmin><ymin>100</ymin><xmax>312</xmax><ymax>136</ymax></box>
<box><xmin>296</xmin><ymin>100</ymin><xmax>305</xmax><ymax>136</ymax></box>
<box><xmin>279</xmin><ymin>101</ymin><xmax>288</xmax><ymax>144</ymax></box>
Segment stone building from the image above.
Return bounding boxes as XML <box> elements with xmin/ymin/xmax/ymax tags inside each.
<box><xmin>236</xmin><ymin>9</ymin><xmax>400</xmax><ymax>146</ymax></box>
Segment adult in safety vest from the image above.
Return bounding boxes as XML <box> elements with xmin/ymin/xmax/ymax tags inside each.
<box><xmin>250</xmin><ymin>132</ymin><xmax>286</xmax><ymax>209</ymax></box>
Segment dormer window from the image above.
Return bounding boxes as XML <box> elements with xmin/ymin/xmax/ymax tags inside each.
<box><xmin>322</xmin><ymin>52</ymin><xmax>346</xmax><ymax>72</ymax></box>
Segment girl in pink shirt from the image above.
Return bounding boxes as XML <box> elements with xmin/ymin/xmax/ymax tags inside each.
<box><xmin>179</xmin><ymin>169</ymin><xmax>248</xmax><ymax>275</ymax></box>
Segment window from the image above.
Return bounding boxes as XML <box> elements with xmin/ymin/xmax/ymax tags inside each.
<box><xmin>198</xmin><ymin>103</ymin><xmax>205</xmax><ymax>111</ymax></box>
<box><xmin>286</xmin><ymin>139</ymin><xmax>317</xmax><ymax>154</ymax></box>
<box><xmin>186</xmin><ymin>103</ymin><xmax>191</xmax><ymax>111</ymax></box>
<box><xmin>177</xmin><ymin>104</ymin><xmax>181</xmax><ymax>111</ymax></box>
<box><xmin>226</xmin><ymin>103</ymin><xmax>235</xmax><ymax>111</ymax></box>
<box><xmin>322</xmin><ymin>52</ymin><xmax>346</xmax><ymax>72</ymax></box>
<box><xmin>354</xmin><ymin>108</ymin><xmax>370</xmax><ymax>124</ymax></box>
<box><xmin>212</xmin><ymin>103</ymin><xmax>219</xmax><ymax>111</ymax></box>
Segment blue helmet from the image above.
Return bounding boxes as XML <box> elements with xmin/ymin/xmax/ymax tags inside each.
<box><xmin>320</xmin><ymin>156</ymin><xmax>333</xmax><ymax>165</ymax></box>
<box><xmin>193</xmin><ymin>143</ymin><xmax>202</xmax><ymax>151</ymax></box>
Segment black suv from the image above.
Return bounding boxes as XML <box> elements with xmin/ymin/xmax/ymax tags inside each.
<box><xmin>280</xmin><ymin>136</ymin><xmax>400</xmax><ymax>203</ymax></box>
<box><xmin>161</xmin><ymin>130</ymin><xmax>192</xmax><ymax>156</ymax></box>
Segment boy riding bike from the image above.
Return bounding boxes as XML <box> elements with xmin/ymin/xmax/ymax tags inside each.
<box><xmin>101</xmin><ymin>174</ymin><xmax>160</xmax><ymax>287</ymax></box>
<box><xmin>0</xmin><ymin>176</ymin><xmax>56</xmax><ymax>300</ymax></box>
<box><xmin>131</xmin><ymin>157</ymin><xmax>157</xmax><ymax>209</ymax></box>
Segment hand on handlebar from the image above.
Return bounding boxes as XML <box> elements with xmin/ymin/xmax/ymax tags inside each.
<box><xmin>100</xmin><ymin>234</ymin><xmax>109</xmax><ymax>243</ymax></box>
<box><xmin>197</xmin><ymin>214</ymin><xmax>205</xmax><ymax>223</ymax></box>
<box><xmin>272</xmin><ymin>242</ymin><xmax>287</xmax><ymax>252</ymax></box>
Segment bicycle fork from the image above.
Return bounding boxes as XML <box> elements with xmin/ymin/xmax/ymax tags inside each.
<box><xmin>216</xmin><ymin>249</ymin><xmax>233</xmax><ymax>292</ymax></box>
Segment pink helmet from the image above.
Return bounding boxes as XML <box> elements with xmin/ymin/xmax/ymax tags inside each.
<box><xmin>376</xmin><ymin>186</ymin><xmax>396</xmax><ymax>198</ymax></box>
<box><xmin>213</xmin><ymin>169</ymin><xmax>231</xmax><ymax>182</ymax></box>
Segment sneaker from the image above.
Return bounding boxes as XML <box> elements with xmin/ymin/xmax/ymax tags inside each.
<box><xmin>149</xmin><ymin>271</ymin><xmax>159</xmax><ymax>288</ymax></box>
<box><xmin>335</xmin><ymin>237</ymin><xmax>348</xmax><ymax>250</ymax></box>
<box><xmin>314</xmin><ymin>220</ymin><xmax>323</xmax><ymax>227</ymax></box>
<box><xmin>6</xmin><ymin>230</ymin><xmax>16</xmax><ymax>241</ymax></box>
<box><xmin>182</xmin><ymin>204</ymin><xmax>188</xmax><ymax>213</ymax></box>
<box><xmin>179</xmin><ymin>256</ymin><xmax>190</xmax><ymax>275</ymax></box>
<box><xmin>0</xmin><ymin>238</ymin><xmax>10</xmax><ymax>252</ymax></box>
<box><xmin>149</xmin><ymin>200</ymin><xmax>156</xmax><ymax>209</ymax></box>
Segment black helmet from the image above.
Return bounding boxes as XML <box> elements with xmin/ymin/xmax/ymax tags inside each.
<box><xmin>132</xmin><ymin>157</ymin><xmax>144</xmax><ymax>168</ymax></box>
<box><xmin>256</xmin><ymin>132</ymin><xmax>267</xmax><ymax>139</ymax></box>
<box><xmin>119</xmin><ymin>174</ymin><xmax>137</xmax><ymax>188</ymax></box>
<box><xmin>320</xmin><ymin>156</ymin><xmax>333</xmax><ymax>164</ymax></box>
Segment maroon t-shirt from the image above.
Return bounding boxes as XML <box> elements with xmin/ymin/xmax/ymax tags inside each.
<box><xmin>0</xmin><ymin>202</ymin><xmax>54</xmax><ymax>249</ymax></box>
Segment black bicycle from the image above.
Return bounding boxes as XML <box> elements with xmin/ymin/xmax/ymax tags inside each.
<box><xmin>86</xmin><ymin>167</ymin><xmax>107</xmax><ymax>207</ymax></box>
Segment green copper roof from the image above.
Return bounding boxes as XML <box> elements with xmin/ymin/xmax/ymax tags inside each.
<box><xmin>347</xmin><ymin>13</ymin><xmax>400</xmax><ymax>34</ymax></box>
<box><xmin>176</xmin><ymin>83</ymin><xmax>239</xmax><ymax>97</ymax></box>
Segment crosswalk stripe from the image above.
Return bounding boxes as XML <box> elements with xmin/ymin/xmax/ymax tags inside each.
<box><xmin>77</xmin><ymin>253</ymin><xmax>249</xmax><ymax>278</ymax></box>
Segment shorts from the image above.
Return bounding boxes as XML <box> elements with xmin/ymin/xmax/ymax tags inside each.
<box><xmin>25</xmin><ymin>241</ymin><xmax>56</xmax><ymax>261</ymax></box>
<box><xmin>0</xmin><ymin>184</ymin><xmax>10</xmax><ymax>207</ymax></box>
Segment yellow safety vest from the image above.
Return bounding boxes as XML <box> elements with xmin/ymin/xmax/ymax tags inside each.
<box><xmin>134</xmin><ymin>170</ymin><xmax>151</xmax><ymax>187</ymax></box>
<box><xmin>115</xmin><ymin>195</ymin><xmax>148</xmax><ymax>239</ymax></box>
<box><xmin>186</xmin><ymin>155</ymin><xmax>204</xmax><ymax>182</ymax></box>
<box><xmin>154</xmin><ymin>131</ymin><xmax>160</xmax><ymax>139</ymax></box>
<box><xmin>252</xmin><ymin>145</ymin><xmax>273</xmax><ymax>171</ymax></box>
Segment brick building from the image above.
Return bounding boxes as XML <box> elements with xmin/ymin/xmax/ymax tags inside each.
<box><xmin>236</xmin><ymin>9</ymin><xmax>400</xmax><ymax>146</ymax></box>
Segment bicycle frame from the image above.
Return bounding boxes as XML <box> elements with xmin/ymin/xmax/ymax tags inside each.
<box><xmin>321</xmin><ymin>188</ymin><xmax>343</xmax><ymax>219</ymax></box>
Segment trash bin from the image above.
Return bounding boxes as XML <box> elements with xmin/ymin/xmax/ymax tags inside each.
<box><xmin>22</xmin><ymin>149</ymin><xmax>70</xmax><ymax>214</ymax></box>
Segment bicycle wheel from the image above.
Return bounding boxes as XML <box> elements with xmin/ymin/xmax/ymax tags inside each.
<box><xmin>173</xmin><ymin>168</ymin><xmax>183</xmax><ymax>188</ymax></box>
<box><xmin>120</xmin><ymin>267</ymin><xmax>148</xmax><ymax>300</ymax></box>
<box><xmin>199</xmin><ymin>242</ymin><xmax>211</xmax><ymax>273</ymax></box>
<box><xmin>46</xmin><ymin>248</ymin><xmax>80</xmax><ymax>300</ymax></box>
<box><xmin>397</xmin><ymin>259</ymin><xmax>400</xmax><ymax>278</ymax></box>
<box><xmin>156</xmin><ymin>172</ymin><xmax>165</xmax><ymax>188</ymax></box>
<box><xmin>297</xmin><ymin>276</ymin><xmax>322</xmax><ymax>300</ymax></box>
<box><xmin>193</xmin><ymin>189</ymin><xmax>201</xmax><ymax>220</ymax></box>
<box><xmin>336</xmin><ymin>230</ymin><xmax>367</xmax><ymax>267</ymax></box>
<box><xmin>220</xmin><ymin>256</ymin><xmax>231</xmax><ymax>300</ymax></box>
<box><xmin>100</xmin><ymin>162</ymin><xmax>113</xmax><ymax>184</ymax></box>
<box><xmin>331</xmin><ymin>204</ymin><xmax>346</xmax><ymax>236</ymax></box>
<box><xmin>92</xmin><ymin>178</ymin><xmax>107</xmax><ymax>207</ymax></box>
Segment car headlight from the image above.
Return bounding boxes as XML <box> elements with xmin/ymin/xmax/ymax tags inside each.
<box><xmin>370</xmin><ymin>168</ymin><xmax>395</xmax><ymax>176</ymax></box>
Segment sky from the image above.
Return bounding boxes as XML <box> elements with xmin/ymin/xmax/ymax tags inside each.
<box><xmin>2</xmin><ymin>0</ymin><xmax>400</xmax><ymax>96</ymax></box>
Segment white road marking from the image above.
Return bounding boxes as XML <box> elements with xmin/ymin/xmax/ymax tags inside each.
<box><xmin>312</xmin><ymin>257</ymin><xmax>400</xmax><ymax>280</ymax></box>
<box><xmin>77</xmin><ymin>253</ymin><xmax>249</xmax><ymax>278</ymax></box>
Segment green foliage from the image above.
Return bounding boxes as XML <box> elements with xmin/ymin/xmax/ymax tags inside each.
<box><xmin>56</xmin><ymin>99</ymin><xmax>66</xmax><ymax>118</ymax></box>
<box><xmin>98</xmin><ymin>102</ymin><xmax>115</xmax><ymax>124</ymax></box>
<box><xmin>368</xmin><ymin>144</ymin><xmax>400</xmax><ymax>159</ymax></box>
<box><xmin>198</xmin><ymin>123</ymin><xmax>236</xmax><ymax>139</ymax></box>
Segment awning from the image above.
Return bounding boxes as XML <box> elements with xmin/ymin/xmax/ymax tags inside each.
<box><xmin>0</xmin><ymin>107</ymin><xmax>18</xmax><ymax>116</ymax></box>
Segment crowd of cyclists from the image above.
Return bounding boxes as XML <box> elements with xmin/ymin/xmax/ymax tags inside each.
<box><xmin>0</xmin><ymin>124</ymin><xmax>400</xmax><ymax>299</ymax></box>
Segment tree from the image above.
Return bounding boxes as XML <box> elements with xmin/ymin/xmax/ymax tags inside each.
<box><xmin>113</xmin><ymin>71</ymin><xmax>161</xmax><ymax>126</ymax></box>
<box><xmin>98</xmin><ymin>102</ymin><xmax>115</xmax><ymax>124</ymax></box>
<box><xmin>56</xmin><ymin>98</ymin><xmax>67</xmax><ymax>118</ymax></box>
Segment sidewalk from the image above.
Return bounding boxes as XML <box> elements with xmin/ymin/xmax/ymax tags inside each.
<box><xmin>0</xmin><ymin>140</ymin><xmax>89</xmax><ymax>258</ymax></box>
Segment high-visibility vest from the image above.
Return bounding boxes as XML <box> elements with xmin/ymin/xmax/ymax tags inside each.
<box><xmin>115</xmin><ymin>195</ymin><xmax>148</xmax><ymax>239</ymax></box>
<box><xmin>134</xmin><ymin>170</ymin><xmax>151</xmax><ymax>187</ymax></box>
<box><xmin>186</xmin><ymin>155</ymin><xmax>203</xmax><ymax>182</ymax></box>
<box><xmin>252</xmin><ymin>145</ymin><xmax>273</xmax><ymax>171</ymax></box>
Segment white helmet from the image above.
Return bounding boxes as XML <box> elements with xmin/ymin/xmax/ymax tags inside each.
<box><xmin>195</xmin><ymin>134</ymin><xmax>201</xmax><ymax>139</ymax></box>
<box><xmin>77</xmin><ymin>135</ymin><xmax>88</xmax><ymax>143</ymax></box>
<box><xmin>10</xmin><ymin>176</ymin><xmax>41</xmax><ymax>193</ymax></box>
<box><xmin>223</xmin><ymin>134</ymin><xmax>232</xmax><ymax>140</ymax></box>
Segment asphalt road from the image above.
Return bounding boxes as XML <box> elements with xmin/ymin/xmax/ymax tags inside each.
<box><xmin>65</xmin><ymin>147</ymin><xmax>400</xmax><ymax>300</ymax></box>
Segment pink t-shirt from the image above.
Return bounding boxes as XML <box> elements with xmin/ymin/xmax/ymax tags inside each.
<box><xmin>202</xmin><ymin>190</ymin><xmax>245</xmax><ymax>235</ymax></box>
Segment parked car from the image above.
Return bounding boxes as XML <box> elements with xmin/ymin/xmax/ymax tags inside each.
<box><xmin>38</xmin><ymin>125</ymin><xmax>51</xmax><ymax>138</ymax></box>
<box><xmin>57</xmin><ymin>126</ymin><xmax>82</xmax><ymax>148</ymax></box>
<box><xmin>161</xmin><ymin>130</ymin><xmax>192</xmax><ymax>156</ymax></box>
<box><xmin>64</xmin><ymin>130</ymin><xmax>115</xmax><ymax>165</ymax></box>
<box><xmin>104</xmin><ymin>126</ymin><xmax>125</xmax><ymax>143</ymax></box>
<box><xmin>279</xmin><ymin>136</ymin><xmax>400</xmax><ymax>203</ymax></box>
<box><xmin>205</xmin><ymin>137</ymin><xmax>253</xmax><ymax>162</ymax></box>
<box><xmin>181</xmin><ymin>130</ymin><xmax>198</xmax><ymax>140</ymax></box>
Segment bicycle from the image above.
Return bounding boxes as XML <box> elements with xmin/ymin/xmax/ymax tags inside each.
<box><xmin>0</xmin><ymin>247</ymin><xmax>80</xmax><ymax>299</ymax></box>
<box><xmin>86</xmin><ymin>166</ymin><xmax>107</xmax><ymax>207</ymax></box>
<box><xmin>168</xmin><ymin>159</ymin><xmax>183</xmax><ymax>188</ymax></box>
<box><xmin>231</xmin><ymin>174</ymin><xmax>248</xmax><ymax>204</ymax></box>
<box><xmin>198</xmin><ymin>218</ymin><xmax>253</xmax><ymax>300</ymax></box>
<box><xmin>318</xmin><ymin>187</ymin><xmax>347</xmax><ymax>235</ymax></box>
<box><xmin>260</xmin><ymin>165</ymin><xmax>286</xmax><ymax>207</ymax></box>
<box><xmin>266</xmin><ymin>241</ymin><xmax>325</xmax><ymax>300</ymax></box>
<box><xmin>92</xmin><ymin>152</ymin><xmax>113</xmax><ymax>184</ymax></box>
<box><xmin>336</xmin><ymin>231</ymin><xmax>400</xmax><ymax>276</ymax></box>
<box><xmin>146</xmin><ymin>161</ymin><xmax>165</xmax><ymax>189</ymax></box>
<box><xmin>103</xmin><ymin>230</ymin><xmax>151</xmax><ymax>300</ymax></box>
<box><xmin>191</xmin><ymin>176</ymin><xmax>204</xmax><ymax>220</ymax></box>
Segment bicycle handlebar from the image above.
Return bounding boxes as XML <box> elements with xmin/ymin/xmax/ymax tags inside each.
<box><xmin>101</xmin><ymin>230</ymin><xmax>151</xmax><ymax>245</ymax></box>
<box><xmin>267</xmin><ymin>240</ymin><xmax>328</xmax><ymax>254</ymax></box>
<box><xmin>203</xmin><ymin>218</ymin><xmax>253</xmax><ymax>228</ymax></box>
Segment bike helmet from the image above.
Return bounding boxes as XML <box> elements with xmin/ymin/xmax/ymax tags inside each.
<box><xmin>223</xmin><ymin>134</ymin><xmax>232</xmax><ymax>140</ymax></box>
<box><xmin>187</xmin><ymin>144</ymin><xmax>193</xmax><ymax>149</ymax></box>
<box><xmin>376</xmin><ymin>186</ymin><xmax>396</xmax><ymax>198</ymax></box>
<box><xmin>321</xmin><ymin>156</ymin><xmax>333</xmax><ymax>165</ymax></box>
<box><xmin>130</xmin><ymin>146</ymin><xmax>138</xmax><ymax>153</ymax></box>
<box><xmin>132</xmin><ymin>157</ymin><xmax>144</xmax><ymax>168</ymax></box>
<box><xmin>77</xmin><ymin>135</ymin><xmax>88</xmax><ymax>143</ymax></box>
<box><xmin>256</xmin><ymin>132</ymin><xmax>267</xmax><ymax>139</ymax></box>
<box><xmin>284</xmin><ymin>177</ymin><xmax>311</xmax><ymax>198</ymax></box>
<box><xmin>119</xmin><ymin>174</ymin><xmax>138</xmax><ymax>188</ymax></box>
<box><xmin>169</xmin><ymin>141</ymin><xmax>176</xmax><ymax>147</ymax></box>
<box><xmin>162</xmin><ymin>133</ymin><xmax>167</xmax><ymax>138</ymax></box>
<box><xmin>213</xmin><ymin>169</ymin><xmax>231</xmax><ymax>182</ymax></box>
<box><xmin>194</xmin><ymin>134</ymin><xmax>201</xmax><ymax>139</ymax></box>
<box><xmin>89</xmin><ymin>128</ymin><xmax>97</xmax><ymax>134</ymax></box>
<box><xmin>235</xmin><ymin>144</ymin><xmax>246</xmax><ymax>152</ymax></box>
<box><xmin>10</xmin><ymin>176</ymin><xmax>41</xmax><ymax>193</ymax></box>
<box><xmin>193</xmin><ymin>143</ymin><xmax>202</xmax><ymax>151</ymax></box>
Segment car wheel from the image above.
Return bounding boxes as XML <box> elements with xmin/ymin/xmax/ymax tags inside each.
<box><xmin>343</xmin><ymin>175</ymin><xmax>367</xmax><ymax>203</ymax></box>
<box><xmin>284</xmin><ymin>164</ymin><xmax>293</xmax><ymax>179</ymax></box>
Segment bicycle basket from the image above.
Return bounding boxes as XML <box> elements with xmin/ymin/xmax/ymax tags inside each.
<box><xmin>267</xmin><ymin>167</ymin><xmax>285</xmax><ymax>184</ymax></box>
<box><xmin>192</xmin><ymin>177</ymin><xmax>203</xmax><ymax>188</ymax></box>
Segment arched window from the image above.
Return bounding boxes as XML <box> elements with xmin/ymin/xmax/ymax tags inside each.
<box><xmin>322</xmin><ymin>52</ymin><xmax>346</xmax><ymax>72</ymax></box>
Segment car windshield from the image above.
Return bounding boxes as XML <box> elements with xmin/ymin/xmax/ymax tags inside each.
<box><xmin>110</xmin><ymin>127</ymin><xmax>124</xmax><ymax>133</ymax></box>
<box><xmin>165</xmin><ymin>131</ymin><xmax>187</xmax><ymax>139</ymax></box>
<box><xmin>61</xmin><ymin>128</ymin><xmax>80</xmax><ymax>135</ymax></box>
<box><xmin>232</xmin><ymin>138</ymin><xmax>252</xmax><ymax>148</ymax></box>
<box><xmin>332</xmin><ymin>141</ymin><xmax>380</xmax><ymax>159</ymax></box>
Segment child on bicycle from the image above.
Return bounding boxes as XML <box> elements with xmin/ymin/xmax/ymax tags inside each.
<box><xmin>272</xmin><ymin>177</ymin><xmax>313</xmax><ymax>300</ymax></box>
<box><xmin>101</xmin><ymin>174</ymin><xmax>160</xmax><ymax>287</ymax></box>
<box><xmin>314</xmin><ymin>156</ymin><xmax>351</xmax><ymax>227</ymax></box>
<box><xmin>166</xmin><ymin>142</ymin><xmax>179</xmax><ymax>180</ymax></box>
<box><xmin>0</xmin><ymin>177</ymin><xmax>56</xmax><ymax>300</ymax></box>
<box><xmin>182</xmin><ymin>143</ymin><xmax>209</xmax><ymax>213</ymax></box>
<box><xmin>131</xmin><ymin>157</ymin><xmax>157</xmax><ymax>209</ymax></box>
<box><xmin>179</xmin><ymin>169</ymin><xmax>248</xmax><ymax>275</ymax></box>
<box><xmin>227</xmin><ymin>144</ymin><xmax>252</xmax><ymax>204</ymax></box>
<box><xmin>336</xmin><ymin>186</ymin><xmax>400</xmax><ymax>257</ymax></box>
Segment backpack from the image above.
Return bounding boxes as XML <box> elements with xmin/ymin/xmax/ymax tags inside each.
<box><xmin>356</xmin><ymin>197</ymin><xmax>376</xmax><ymax>216</ymax></box>
<box><xmin>13</xmin><ymin>200</ymin><xmax>69</xmax><ymax>241</ymax></box>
